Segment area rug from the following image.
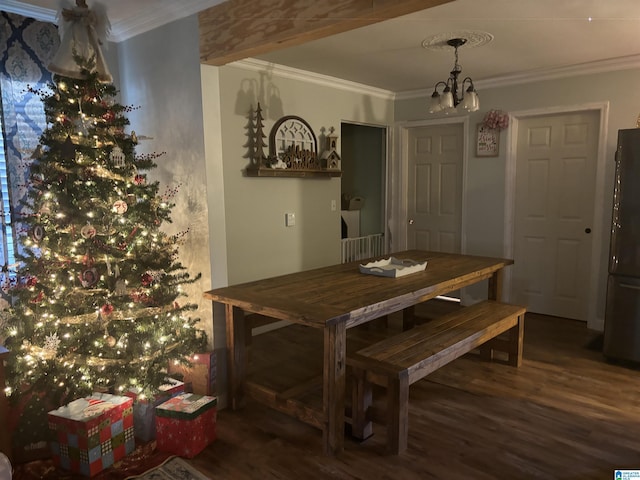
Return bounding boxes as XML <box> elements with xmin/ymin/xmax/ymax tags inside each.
<box><xmin>124</xmin><ymin>456</ymin><xmax>210</xmax><ymax>480</ymax></box>
<box><xmin>12</xmin><ymin>441</ymin><xmax>174</xmax><ymax>479</ymax></box>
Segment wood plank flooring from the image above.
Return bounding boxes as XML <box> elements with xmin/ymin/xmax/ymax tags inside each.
<box><xmin>187</xmin><ymin>301</ymin><xmax>640</xmax><ymax>479</ymax></box>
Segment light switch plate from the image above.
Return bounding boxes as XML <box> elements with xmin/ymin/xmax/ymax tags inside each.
<box><xmin>285</xmin><ymin>212</ymin><xmax>296</xmax><ymax>227</ymax></box>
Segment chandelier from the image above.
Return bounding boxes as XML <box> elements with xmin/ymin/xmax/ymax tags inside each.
<box><xmin>428</xmin><ymin>38</ymin><xmax>479</xmax><ymax>114</ymax></box>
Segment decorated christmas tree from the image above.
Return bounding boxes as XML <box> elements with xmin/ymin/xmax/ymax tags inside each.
<box><xmin>1</xmin><ymin>2</ymin><xmax>207</xmax><ymax>414</ymax></box>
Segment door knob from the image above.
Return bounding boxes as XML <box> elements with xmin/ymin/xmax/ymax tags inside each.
<box><xmin>409</xmin><ymin>219</ymin><xmax>414</xmax><ymax>225</ymax></box>
<box><xmin>585</xmin><ymin>228</ymin><xmax>591</xmax><ymax>234</ymax></box>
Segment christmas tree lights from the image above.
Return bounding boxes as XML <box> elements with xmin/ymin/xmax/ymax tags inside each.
<box><xmin>1</xmin><ymin>67</ymin><xmax>207</xmax><ymax>408</ymax></box>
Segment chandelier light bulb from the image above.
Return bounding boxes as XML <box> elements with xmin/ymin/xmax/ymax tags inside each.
<box><xmin>427</xmin><ymin>37</ymin><xmax>479</xmax><ymax>115</ymax></box>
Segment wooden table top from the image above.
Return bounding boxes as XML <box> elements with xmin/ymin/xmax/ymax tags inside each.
<box><xmin>203</xmin><ymin>250</ymin><xmax>513</xmax><ymax>329</ymax></box>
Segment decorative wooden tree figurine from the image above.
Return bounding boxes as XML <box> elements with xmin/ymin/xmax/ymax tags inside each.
<box><xmin>254</xmin><ymin>103</ymin><xmax>268</xmax><ymax>168</ymax></box>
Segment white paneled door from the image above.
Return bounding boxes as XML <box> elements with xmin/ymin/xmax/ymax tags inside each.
<box><xmin>407</xmin><ymin>123</ymin><xmax>463</xmax><ymax>253</ymax></box>
<box><xmin>513</xmin><ymin>111</ymin><xmax>599</xmax><ymax>321</ymax></box>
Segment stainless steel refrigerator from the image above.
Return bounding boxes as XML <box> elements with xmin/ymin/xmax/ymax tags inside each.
<box><xmin>603</xmin><ymin>128</ymin><xmax>640</xmax><ymax>362</ymax></box>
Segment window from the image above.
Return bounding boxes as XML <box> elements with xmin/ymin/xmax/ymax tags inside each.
<box><xmin>0</xmin><ymin>11</ymin><xmax>59</xmax><ymax>276</ymax></box>
<box><xmin>0</xmin><ymin>111</ymin><xmax>16</xmax><ymax>268</ymax></box>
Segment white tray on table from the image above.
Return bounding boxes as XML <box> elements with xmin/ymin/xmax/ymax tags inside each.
<box><xmin>359</xmin><ymin>257</ymin><xmax>427</xmax><ymax>278</ymax></box>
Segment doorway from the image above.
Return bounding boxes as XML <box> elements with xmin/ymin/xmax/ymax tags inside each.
<box><xmin>506</xmin><ymin>105</ymin><xmax>607</xmax><ymax>327</ymax></box>
<box><xmin>340</xmin><ymin>122</ymin><xmax>387</xmax><ymax>254</ymax></box>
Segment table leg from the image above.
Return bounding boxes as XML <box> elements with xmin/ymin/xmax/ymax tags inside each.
<box><xmin>482</xmin><ymin>268</ymin><xmax>506</xmax><ymax>360</ymax></box>
<box><xmin>323</xmin><ymin>322</ymin><xmax>346</xmax><ymax>455</ymax></box>
<box><xmin>225</xmin><ymin>304</ymin><xmax>246</xmax><ymax>410</ymax></box>
<box><xmin>488</xmin><ymin>269</ymin><xmax>504</xmax><ymax>301</ymax></box>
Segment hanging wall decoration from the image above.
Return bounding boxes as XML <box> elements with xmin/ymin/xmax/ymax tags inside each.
<box><xmin>476</xmin><ymin>123</ymin><xmax>500</xmax><ymax>157</ymax></box>
<box><xmin>245</xmin><ymin>104</ymin><xmax>341</xmax><ymax>178</ymax></box>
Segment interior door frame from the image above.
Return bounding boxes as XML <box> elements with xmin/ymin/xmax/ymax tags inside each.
<box><xmin>504</xmin><ymin>102</ymin><xmax>610</xmax><ymax>331</ymax></box>
<box><xmin>393</xmin><ymin>117</ymin><xmax>470</xmax><ymax>253</ymax></box>
<box><xmin>341</xmin><ymin>120</ymin><xmax>391</xmax><ymax>248</ymax></box>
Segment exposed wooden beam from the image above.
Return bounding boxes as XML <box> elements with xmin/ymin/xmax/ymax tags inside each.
<box><xmin>199</xmin><ymin>0</ymin><xmax>454</xmax><ymax>66</ymax></box>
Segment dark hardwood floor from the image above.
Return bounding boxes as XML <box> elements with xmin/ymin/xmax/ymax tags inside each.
<box><xmin>188</xmin><ymin>301</ymin><xmax>640</xmax><ymax>479</ymax></box>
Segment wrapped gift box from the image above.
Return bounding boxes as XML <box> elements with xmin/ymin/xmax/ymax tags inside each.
<box><xmin>168</xmin><ymin>351</ymin><xmax>216</xmax><ymax>396</ymax></box>
<box><xmin>155</xmin><ymin>393</ymin><xmax>216</xmax><ymax>458</ymax></box>
<box><xmin>125</xmin><ymin>378</ymin><xmax>185</xmax><ymax>442</ymax></box>
<box><xmin>48</xmin><ymin>393</ymin><xmax>134</xmax><ymax>477</ymax></box>
<box><xmin>9</xmin><ymin>391</ymin><xmax>53</xmax><ymax>463</ymax></box>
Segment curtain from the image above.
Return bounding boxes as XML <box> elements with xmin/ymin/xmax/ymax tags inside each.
<box><xmin>0</xmin><ymin>11</ymin><xmax>59</xmax><ymax>271</ymax></box>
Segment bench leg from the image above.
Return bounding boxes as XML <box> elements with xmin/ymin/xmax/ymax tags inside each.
<box><xmin>402</xmin><ymin>306</ymin><xmax>415</xmax><ymax>331</ymax></box>
<box><xmin>508</xmin><ymin>313</ymin><xmax>525</xmax><ymax>367</ymax></box>
<box><xmin>387</xmin><ymin>376</ymin><xmax>409</xmax><ymax>454</ymax></box>
<box><xmin>478</xmin><ymin>313</ymin><xmax>526</xmax><ymax>365</ymax></box>
<box><xmin>351</xmin><ymin>367</ymin><xmax>373</xmax><ymax>440</ymax></box>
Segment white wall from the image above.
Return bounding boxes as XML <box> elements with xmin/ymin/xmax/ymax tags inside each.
<box><xmin>207</xmin><ymin>62</ymin><xmax>395</xmax><ymax>285</ymax></box>
<box><xmin>114</xmin><ymin>16</ymin><xmax>214</xmax><ymax>346</ymax></box>
<box><xmin>395</xmin><ymin>67</ymin><xmax>640</xmax><ymax>326</ymax></box>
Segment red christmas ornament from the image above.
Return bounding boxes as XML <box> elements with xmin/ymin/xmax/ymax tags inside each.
<box><xmin>102</xmin><ymin>111</ymin><xmax>115</xmax><ymax>122</ymax></box>
<box><xmin>30</xmin><ymin>291</ymin><xmax>44</xmax><ymax>303</ymax></box>
<box><xmin>141</xmin><ymin>273</ymin><xmax>153</xmax><ymax>286</ymax></box>
<box><xmin>100</xmin><ymin>304</ymin><xmax>114</xmax><ymax>316</ymax></box>
<box><xmin>134</xmin><ymin>174</ymin><xmax>146</xmax><ymax>185</ymax></box>
<box><xmin>130</xmin><ymin>290</ymin><xmax>152</xmax><ymax>304</ymax></box>
<box><xmin>26</xmin><ymin>276</ymin><xmax>38</xmax><ymax>287</ymax></box>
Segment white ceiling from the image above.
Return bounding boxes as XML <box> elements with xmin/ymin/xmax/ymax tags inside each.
<box><xmin>1</xmin><ymin>0</ymin><xmax>226</xmax><ymax>42</ymax></box>
<box><xmin>5</xmin><ymin>0</ymin><xmax>640</xmax><ymax>95</ymax></box>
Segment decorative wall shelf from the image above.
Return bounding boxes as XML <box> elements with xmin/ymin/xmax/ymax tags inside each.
<box><xmin>245</xmin><ymin>168</ymin><xmax>341</xmax><ymax>178</ymax></box>
<box><xmin>244</xmin><ymin>105</ymin><xmax>342</xmax><ymax>178</ymax></box>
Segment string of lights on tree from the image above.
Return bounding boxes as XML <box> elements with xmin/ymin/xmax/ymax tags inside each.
<box><xmin>1</xmin><ymin>66</ymin><xmax>207</xmax><ymax>407</ymax></box>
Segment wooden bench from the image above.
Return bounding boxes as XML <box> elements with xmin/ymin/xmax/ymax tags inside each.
<box><xmin>347</xmin><ymin>300</ymin><xmax>525</xmax><ymax>454</ymax></box>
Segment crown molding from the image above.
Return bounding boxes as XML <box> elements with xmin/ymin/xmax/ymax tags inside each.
<box><xmin>5</xmin><ymin>1</ymin><xmax>640</xmax><ymax>97</ymax></box>
<box><xmin>230</xmin><ymin>58</ymin><xmax>396</xmax><ymax>101</ymax></box>
<box><xmin>396</xmin><ymin>54</ymin><xmax>640</xmax><ymax>100</ymax></box>
<box><xmin>476</xmin><ymin>54</ymin><xmax>640</xmax><ymax>89</ymax></box>
<box><xmin>110</xmin><ymin>0</ymin><xmax>226</xmax><ymax>42</ymax></box>
<box><xmin>1</xmin><ymin>0</ymin><xmax>56</xmax><ymax>22</ymax></box>
<box><xmin>1</xmin><ymin>0</ymin><xmax>226</xmax><ymax>42</ymax></box>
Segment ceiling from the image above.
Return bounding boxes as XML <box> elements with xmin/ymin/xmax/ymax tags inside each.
<box><xmin>5</xmin><ymin>0</ymin><xmax>640</xmax><ymax>95</ymax></box>
<box><xmin>2</xmin><ymin>0</ymin><xmax>226</xmax><ymax>42</ymax></box>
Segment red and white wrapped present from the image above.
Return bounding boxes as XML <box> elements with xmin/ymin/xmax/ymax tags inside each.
<box><xmin>47</xmin><ymin>393</ymin><xmax>134</xmax><ymax>477</ymax></box>
<box><xmin>155</xmin><ymin>393</ymin><xmax>216</xmax><ymax>458</ymax></box>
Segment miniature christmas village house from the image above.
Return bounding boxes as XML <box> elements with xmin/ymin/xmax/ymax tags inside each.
<box><xmin>320</xmin><ymin>127</ymin><xmax>341</xmax><ymax>170</ymax></box>
<box><xmin>245</xmin><ymin>105</ymin><xmax>341</xmax><ymax>177</ymax></box>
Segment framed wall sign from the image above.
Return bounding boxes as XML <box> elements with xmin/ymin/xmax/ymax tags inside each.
<box><xmin>476</xmin><ymin>124</ymin><xmax>500</xmax><ymax>157</ymax></box>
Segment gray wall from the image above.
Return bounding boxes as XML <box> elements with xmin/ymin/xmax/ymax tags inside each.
<box><xmin>203</xmin><ymin>62</ymin><xmax>395</xmax><ymax>285</ymax></box>
<box><xmin>114</xmin><ymin>16</ymin><xmax>214</xmax><ymax>346</ymax></box>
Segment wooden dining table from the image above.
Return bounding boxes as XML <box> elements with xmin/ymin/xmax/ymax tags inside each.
<box><xmin>203</xmin><ymin>250</ymin><xmax>513</xmax><ymax>455</ymax></box>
